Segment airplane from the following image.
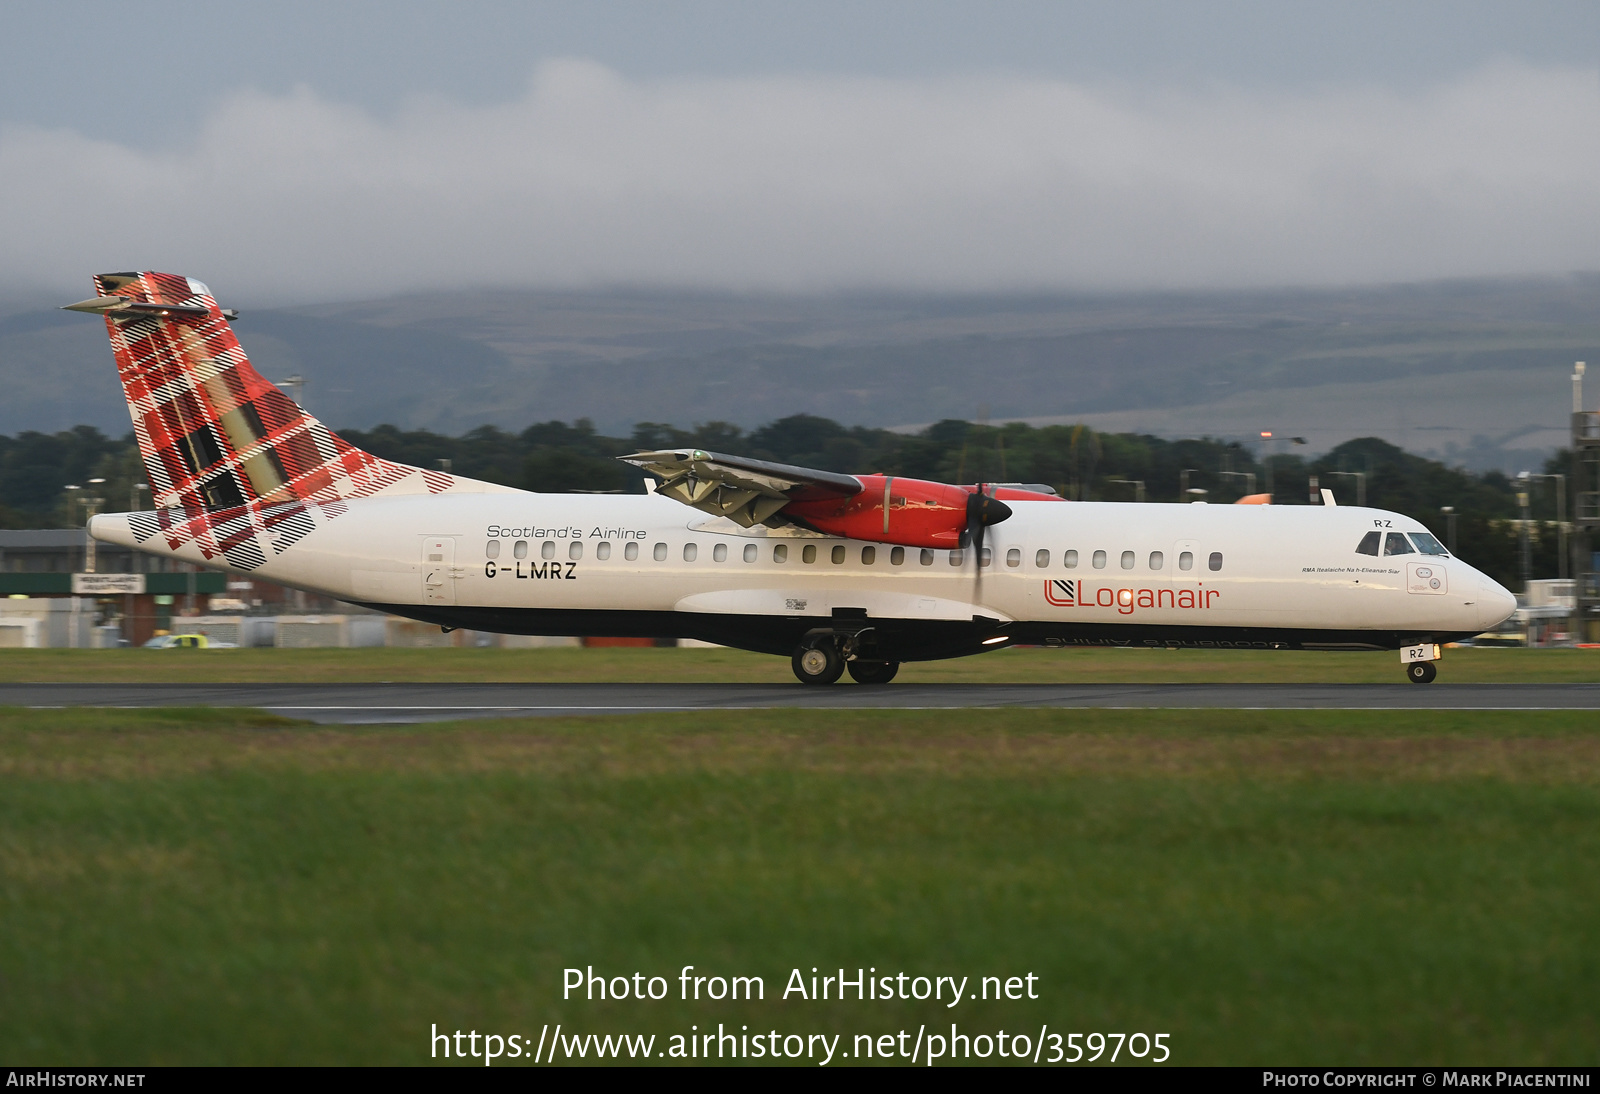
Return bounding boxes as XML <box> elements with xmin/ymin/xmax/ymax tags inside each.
<box><xmin>68</xmin><ymin>271</ymin><xmax>1517</xmax><ymax>685</ymax></box>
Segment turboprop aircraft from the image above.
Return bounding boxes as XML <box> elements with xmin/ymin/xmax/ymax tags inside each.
<box><xmin>70</xmin><ymin>272</ymin><xmax>1516</xmax><ymax>684</ymax></box>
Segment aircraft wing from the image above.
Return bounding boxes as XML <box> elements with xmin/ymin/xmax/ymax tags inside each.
<box><xmin>620</xmin><ymin>449</ymin><xmax>861</xmax><ymax>527</ymax></box>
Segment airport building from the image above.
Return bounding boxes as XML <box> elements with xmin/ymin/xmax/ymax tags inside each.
<box><xmin>0</xmin><ymin>529</ymin><xmax>579</xmax><ymax>649</ymax></box>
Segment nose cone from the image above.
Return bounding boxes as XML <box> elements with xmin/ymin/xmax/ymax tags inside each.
<box><xmin>1477</xmin><ymin>573</ymin><xmax>1518</xmax><ymax>629</ymax></box>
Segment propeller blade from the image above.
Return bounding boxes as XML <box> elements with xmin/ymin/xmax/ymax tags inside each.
<box><xmin>965</xmin><ymin>485</ymin><xmax>1012</xmax><ymax>604</ymax></box>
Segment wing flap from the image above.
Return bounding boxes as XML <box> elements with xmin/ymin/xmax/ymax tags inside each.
<box><xmin>622</xmin><ymin>449</ymin><xmax>861</xmax><ymax>527</ymax></box>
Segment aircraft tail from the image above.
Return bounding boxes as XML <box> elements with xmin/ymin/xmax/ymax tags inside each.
<box><xmin>67</xmin><ymin>272</ymin><xmax>480</xmax><ymax>571</ymax></box>
<box><xmin>69</xmin><ymin>272</ymin><xmax>455</xmax><ymax>511</ymax></box>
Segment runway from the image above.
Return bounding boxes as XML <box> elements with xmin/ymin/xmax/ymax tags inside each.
<box><xmin>5</xmin><ymin>682</ymin><xmax>1600</xmax><ymax>723</ymax></box>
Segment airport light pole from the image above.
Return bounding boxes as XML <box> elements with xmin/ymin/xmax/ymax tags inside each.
<box><xmin>1517</xmin><ymin>490</ymin><xmax>1533</xmax><ymax>592</ymax></box>
<box><xmin>1328</xmin><ymin>470</ymin><xmax>1366</xmax><ymax>508</ymax></box>
<box><xmin>1218</xmin><ymin>470</ymin><xmax>1255</xmax><ymax>498</ymax></box>
<box><xmin>1109</xmin><ymin>478</ymin><xmax>1146</xmax><ymax>503</ymax></box>
<box><xmin>279</xmin><ymin>374</ymin><xmax>306</xmax><ymax>409</ymax></box>
<box><xmin>1518</xmin><ymin>471</ymin><xmax>1568</xmax><ymax>581</ymax></box>
<box><xmin>128</xmin><ymin>483</ymin><xmax>149</xmax><ymax>574</ymax></box>
<box><xmin>81</xmin><ymin>495</ymin><xmax>104</xmax><ymax>573</ymax></box>
<box><xmin>82</xmin><ymin>479</ymin><xmax>106</xmax><ymax>574</ymax></box>
<box><xmin>1440</xmin><ymin>506</ymin><xmax>1458</xmax><ymax>555</ymax></box>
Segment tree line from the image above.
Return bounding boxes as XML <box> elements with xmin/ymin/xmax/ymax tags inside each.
<box><xmin>0</xmin><ymin>415</ymin><xmax>1575</xmax><ymax>591</ymax></box>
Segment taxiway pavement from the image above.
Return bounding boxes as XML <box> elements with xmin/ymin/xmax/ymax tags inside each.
<box><xmin>4</xmin><ymin>682</ymin><xmax>1599</xmax><ymax>723</ymax></box>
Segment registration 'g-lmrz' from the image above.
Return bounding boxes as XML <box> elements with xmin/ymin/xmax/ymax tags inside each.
<box><xmin>71</xmin><ymin>272</ymin><xmax>1517</xmax><ymax>684</ymax></box>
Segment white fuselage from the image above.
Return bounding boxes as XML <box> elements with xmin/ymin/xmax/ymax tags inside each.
<box><xmin>92</xmin><ymin>489</ymin><xmax>1517</xmax><ymax>658</ymax></box>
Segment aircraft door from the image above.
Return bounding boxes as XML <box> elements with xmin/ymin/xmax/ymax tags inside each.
<box><xmin>422</xmin><ymin>536</ymin><xmax>458</xmax><ymax>605</ymax></box>
<box><xmin>1169</xmin><ymin>538</ymin><xmax>1201</xmax><ymax>617</ymax></box>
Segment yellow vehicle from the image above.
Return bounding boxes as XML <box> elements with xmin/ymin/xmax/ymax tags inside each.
<box><xmin>142</xmin><ymin>633</ymin><xmax>235</xmax><ymax>649</ymax></box>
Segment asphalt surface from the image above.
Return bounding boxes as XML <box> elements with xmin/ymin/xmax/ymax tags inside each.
<box><xmin>5</xmin><ymin>682</ymin><xmax>1599</xmax><ymax>723</ymax></box>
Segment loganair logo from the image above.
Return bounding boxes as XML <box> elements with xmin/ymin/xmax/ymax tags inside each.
<box><xmin>1044</xmin><ymin>579</ymin><xmax>1219</xmax><ymax>615</ymax></box>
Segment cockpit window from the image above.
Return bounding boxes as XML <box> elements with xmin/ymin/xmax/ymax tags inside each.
<box><xmin>1383</xmin><ymin>532</ymin><xmax>1414</xmax><ymax>556</ymax></box>
<box><xmin>1355</xmin><ymin>531</ymin><xmax>1380</xmax><ymax>556</ymax></box>
<box><xmin>1409</xmin><ymin>532</ymin><xmax>1449</xmax><ymax>556</ymax></box>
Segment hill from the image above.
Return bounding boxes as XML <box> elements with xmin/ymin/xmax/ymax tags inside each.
<box><xmin>2</xmin><ymin>275</ymin><xmax>1594</xmax><ymax>473</ymax></box>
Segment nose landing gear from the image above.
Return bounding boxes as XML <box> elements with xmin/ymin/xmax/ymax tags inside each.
<box><xmin>1401</xmin><ymin>641</ymin><xmax>1441</xmax><ymax>683</ymax></box>
<box><xmin>1405</xmin><ymin>661</ymin><xmax>1437</xmax><ymax>684</ymax></box>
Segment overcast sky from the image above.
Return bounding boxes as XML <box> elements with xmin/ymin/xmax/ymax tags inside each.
<box><xmin>2</xmin><ymin>1</ymin><xmax>1596</xmax><ymax>303</ymax></box>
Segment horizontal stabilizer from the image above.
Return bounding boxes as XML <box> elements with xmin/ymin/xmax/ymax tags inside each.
<box><xmin>63</xmin><ymin>295</ymin><xmax>211</xmax><ymax>320</ymax></box>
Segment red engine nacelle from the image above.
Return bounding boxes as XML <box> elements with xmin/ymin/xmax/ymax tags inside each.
<box><xmin>785</xmin><ymin>475</ymin><xmax>1061</xmax><ymax>549</ymax></box>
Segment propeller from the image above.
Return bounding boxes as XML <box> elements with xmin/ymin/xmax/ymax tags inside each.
<box><xmin>962</xmin><ymin>485</ymin><xmax>1013</xmax><ymax>605</ymax></box>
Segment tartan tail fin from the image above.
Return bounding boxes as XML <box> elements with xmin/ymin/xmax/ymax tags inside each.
<box><xmin>73</xmin><ymin>272</ymin><xmax>447</xmax><ymax>512</ymax></box>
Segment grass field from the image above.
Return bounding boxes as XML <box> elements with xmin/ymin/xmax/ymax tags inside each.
<box><xmin>2</xmin><ymin>644</ymin><xmax>1598</xmax><ymax>684</ymax></box>
<box><xmin>1</xmin><ymin>706</ymin><xmax>1596</xmax><ymax>1066</ymax></box>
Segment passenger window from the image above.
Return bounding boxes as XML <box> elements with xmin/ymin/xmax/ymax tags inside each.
<box><xmin>569</xmin><ymin>541</ymin><xmax>583</xmax><ymax>560</ymax></box>
<box><xmin>1149</xmin><ymin>551</ymin><xmax>1164</xmax><ymax>570</ymax></box>
<box><xmin>683</xmin><ymin>543</ymin><xmax>697</xmax><ymax>562</ymax></box>
<box><xmin>949</xmin><ymin>550</ymin><xmax>964</xmax><ymax>566</ymax></box>
<box><xmin>1410</xmin><ymin>532</ymin><xmax>1449</xmax><ymax>556</ymax></box>
<box><xmin>1179</xmin><ymin>551</ymin><xmax>1193</xmax><ymax>571</ymax></box>
<box><xmin>1006</xmin><ymin>548</ymin><xmax>1021</xmax><ymax>568</ymax></box>
<box><xmin>596</xmin><ymin>542</ymin><xmax>611</xmax><ymax>560</ymax></box>
<box><xmin>773</xmin><ymin>543</ymin><xmax>788</xmax><ymax>563</ymax></box>
<box><xmin>1093</xmin><ymin>550</ymin><xmax>1107</xmax><ymax>569</ymax></box>
<box><xmin>1035</xmin><ymin>549</ymin><xmax>1049</xmax><ymax>568</ymax></box>
<box><xmin>1064</xmin><ymin>549</ymin><xmax>1078</xmax><ymax>568</ymax></box>
<box><xmin>831</xmin><ymin>545</ymin><xmax>846</xmax><ymax>564</ymax></box>
<box><xmin>653</xmin><ymin>542</ymin><xmax>667</xmax><ymax>561</ymax></box>
<box><xmin>541</xmin><ymin>541</ymin><xmax>555</xmax><ymax>560</ymax></box>
<box><xmin>980</xmin><ymin>547</ymin><xmax>992</xmax><ymax>567</ymax></box>
<box><xmin>890</xmin><ymin>546</ymin><xmax>905</xmax><ymax>565</ymax></box>
<box><xmin>712</xmin><ymin>543</ymin><xmax>727</xmax><ymax>562</ymax></box>
<box><xmin>486</xmin><ymin>540</ymin><xmax>501</xmax><ymax>559</ymax></box>
<box><xmin>1208</xmin><ymin>551</ymin><xmax>1223</xmax><ymax>571</ymax></box>
<box><xmin>624</xmin><ymin>542</ymin><xmax>639</xmax><ymax>561</ymax></box>
<box><xmin>1120</xmin><ymin>550</ymin><xmax>1135</xmax><ymax>570</ymax></box>
<box><xmin>920</xmin><ymin>549</ymin><xmax>934</xmax><ymax>566</ymax></box>
<box><xmin>1355</xmin><ymin>531</ymin><xmax>1381</xmax><ymax>556</ymax></box>
<box><xmin>513</xmin><ymin>540</ymin><xmax>528</xmax><ymax>560</ymax></box>
<box><xmin>803</xmin><ymin>544</ymin><xmax>817</xmax><ymax>564</ymax></box>
<box><xmin>1383</xmin><ymin>533</ymin><xmax>1414</xmax><ymax>556</ymax></box>
<box><xmin>861</xmin><ymin>546</ymin><xmax>876</xmax><ymax>565</ymax></box>
<box><xmin>743</xmin><ymin>543</ymin><xmax>757</xmax><ymax>562</ymax></box>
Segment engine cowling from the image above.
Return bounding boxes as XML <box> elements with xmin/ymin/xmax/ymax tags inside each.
<box><xmin>785</xmin><ymin>475</ymin><xmax>1058</xmax><ymax>549</ymax></box>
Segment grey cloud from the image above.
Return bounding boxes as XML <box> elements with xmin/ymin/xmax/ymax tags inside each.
<box><xmin>2</xmin><ymin>59</ymin><xmax>1596</xmax><ymax>303</ymax></box>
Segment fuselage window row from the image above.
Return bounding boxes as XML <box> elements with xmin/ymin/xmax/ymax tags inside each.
<box><xmin>1050</xmin><ymin>548</ymin><xmax>1192</xmax><ymax>571</ymax></box>
<box><xmin>486</xmin><ymin>537</ymin><xmax>1220</xmax><ymax>573</ymax></box>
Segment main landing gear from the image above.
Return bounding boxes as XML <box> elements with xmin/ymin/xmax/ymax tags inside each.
<box><xmin>847</xmin><ymin>660</ymin><xmax>900</xmax><ymax>685</ymax></box>
<box><xmin>792</xmin><ymin>642</ymin><xmax>845</xmax><ymax>685</ymax></box>
<box><xmin>790</xmin><ymin>633</ymin><xmax>900</xmax><ymax>685</ymax></box>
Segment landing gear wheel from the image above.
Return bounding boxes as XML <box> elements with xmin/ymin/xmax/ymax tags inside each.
<box><xmin>792</xmin><ymin>642</ymin><xmax>845</xmax><ymax>685</ymax></box>
<box><xmin>1406</xmin><ymin>661</ymin><xmax>1437</xmax><ymax>684</ymax></box>
<box><xmin>847</xmin><ymin>660</ymin><xmax>900</xmax><ymax>685</ymax></box>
